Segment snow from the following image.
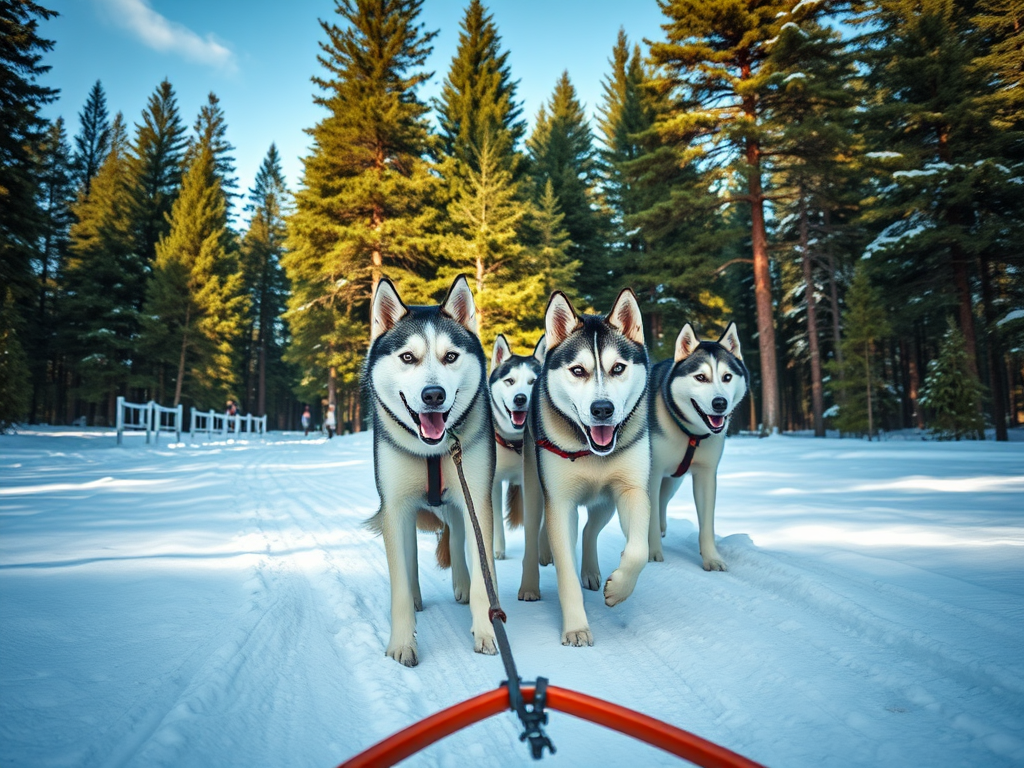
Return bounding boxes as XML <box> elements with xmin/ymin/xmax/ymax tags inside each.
<box><xmin>783</xmin><ymin>72</ymin><xmax>806</xmax><ymax>83</ymax></box>
<box><xmin>2</xmin><ymin>428</ymin><xmax>1023</xmax><ymax>768</ymax></box>
<box><xmin>864</xmin><ymin>151</ymin><xmax>903</xmax><ymax>159</ymax></box>
<box><xmin>998</xmin><ymin>308</ymin><xmax>1024</xmax><ymax>326</ymax></box>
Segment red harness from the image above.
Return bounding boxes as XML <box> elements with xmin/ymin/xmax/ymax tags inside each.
<box><xmin>535</xmin><ymin>438</ymin><xmax>591</xmax><ymax>461</ymax></box>
<box><xmin>495</xmin><ymin>432</ymin><xmax>524</xmax><ymax>455</ymax></box>
<box><xmin>671</xmin><ymin>434</ymin><xmax>704</xmax><ymax>477</ymax></box>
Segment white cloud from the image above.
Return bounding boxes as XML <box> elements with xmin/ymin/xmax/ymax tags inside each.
<box><xmin>97</xmin><ymin>0</ymin><xmax>236</xmax><ymax>71</ymax></box>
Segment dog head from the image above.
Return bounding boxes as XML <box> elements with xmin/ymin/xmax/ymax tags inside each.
<box><xmin>489</xmin><ymin>335</ymin><xmax>545</xmax><ymax>435</ymax></box>
<box><xmin>543</xmin><ymin>289</ymin><xmax>648</xmax><ymax>456</ymax></box>
<box><xmin>667</xmin><ymin>322</ymin><xmax>749</xmax><ymax>435</ymax></box>
<box><xmin>369</xmin><ymin>275</ymin><xmax>484</xmax><ymax>448</ymax></box>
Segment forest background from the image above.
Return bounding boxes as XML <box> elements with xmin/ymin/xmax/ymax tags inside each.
<box><xmin>2</xmin><ymin>0</ymin><xmax>1022</xmax><ymax>440</ymax></box>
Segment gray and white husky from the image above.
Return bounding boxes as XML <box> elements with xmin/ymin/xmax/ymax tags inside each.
<box><xmin>518</xmin><ymin>289</ymin><xmax>652</xmax><ymax>647</ymax></box>
<box><xmin>488</xmin><ymin>334</ymin><xmax>546</xmax><ymax>560</ymax></box>
<box><xmin>365</xmin><ymin>275</ymin><xmax>498</xmax><ymax>667</ymax></box>
<box><xmin>647</xmin><ymin>323</ymin><xmax>749</xmax><ymax>569</ymax></box>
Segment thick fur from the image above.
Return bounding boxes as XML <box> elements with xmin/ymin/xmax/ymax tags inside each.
<box><xmin>518</xmin><ymin>289</ymin><xmax>652</xmax><ymax>647</ymax></box>
<box><xmin>647</xmin><ymin>322</ymin><xmax>749</xmax><ymax>569</ymax></box>
<box><xmin>365</xmin><ymin>275</ymin><xmax>498</xmax><ymax>667</ymax></box>
<box><xmin>488</xmin><ymin>334</ymin><xmax>545</xmax><ymax>559</ymax></box>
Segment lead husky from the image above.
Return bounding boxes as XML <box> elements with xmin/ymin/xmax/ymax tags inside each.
<box><xmin>647</xmin><ymin>323</ymin><xmax>749</xmax><ymax>569</ymax></box>
<box><xmin>365</xmin><ymin>275</ymin><xmax>498</xmax><ymax>667</ymax></box>
<box><xmin>489</xmin><ymin>334</ymin><xmax>545</xmax><ymax>560</ymax></box>
<box><xmin>519</xmin><ymin>289</ymin><xmax>652</xmax><ymax>647</ymax></box>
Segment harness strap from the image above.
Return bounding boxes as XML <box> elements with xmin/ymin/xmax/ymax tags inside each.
<box><xmin>495</xmin><ymin>432</ymin><xmax>524</xmax><ymax>455</ymax></box>
<box><xmin>671</xmin><ymin>434</ymin><xmax>705</xmax><ymax>478</ymax></box>
<box><xmin>426</xmin><ymin>455</ymin><xmax>443</xmax><ymax>507</ymax></box>
<box><xmin>535</xmin><ymin>438</ymin><xmax>591</xmax><ymax>461</ymax></box>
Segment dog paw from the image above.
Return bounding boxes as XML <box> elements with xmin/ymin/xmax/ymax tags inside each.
<box><xmin>494</xmin><ymin>548</ymin><xmax>505</xmax><ymax>561</ymax></box>
<box><xmin>648</xmin><ymin>549</ymin><xmax>664</xmax><ymax>563</ymax></box>
<box><xmin>538</xmin><ymin>552</ymin><xmax>553</xmax><ymax>567</ymax></box>
<box><xmin>603</xmin><ymin>569</ymin><xmax>636</xmax><ymax>607</ymax></box>
<box><xmin>561</xmin><ymin>627</ymin><xmax>594</xmax><ymax>647</ymax></box>
<box><xmin>473</xmin><ymin>629</ymin><xmax>498</xmax><ymax>655</ymax></box>
<box><xmin>702</xmin><ymin>556</ymin><xmax>728</xmax><ymax>572</ymax></box>
<box><xmin>581</xmin><ymin>569</ymin><xmax>602</xmax><ymax>591</ymax></box>
<box><xmin>386</xmin><ymin>642</ymin><xmax>419</xmax><ymax>667</ymax></box>
<box><xmin>453</xmin><ymin>581</ymin><xmax>470</xmax><ymax>604</ymax></box>
<box><xmin>414</xmin><ymin>596</ymin><xmax>423</xmax><ymax>612</ymax></box>
<box><xmin>518</xmin><ymin>586</ymin><xmax>541</xmax><ymax>601</ymax></box>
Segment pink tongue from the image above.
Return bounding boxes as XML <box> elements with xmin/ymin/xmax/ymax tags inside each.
<box><xmin>418</xmin><ymin>412</ymin><xmax>446</xmax><ymax>440</ymax></box>
<box><xmin>511</xmin><ymin>410</ymin><xmax>527</xmax><ymax>427</ymax></box>
<box><xmin>708</xmin><ymin>415</ymin><xmax>725</xmax><ymax>429</ymax></box>
<box><xmin>591</xmin><ymin>425</ymin><xmax>614</xmax><ymax>447</ymax></box>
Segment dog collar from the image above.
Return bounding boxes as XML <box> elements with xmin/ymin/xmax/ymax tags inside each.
<box><xmin>535</xmin><ymin>438</ymin><xmax>591</xmax><ymax>461</ymax></box>
<box><xmin>426</xmin><ymin>455</ymin><xmax>444</xmax><ymax>506</ymax></box>
<box><xmin>495</xmin><ymin>432</ymin><xmax>524</xmax><ymax>454</ymax></box>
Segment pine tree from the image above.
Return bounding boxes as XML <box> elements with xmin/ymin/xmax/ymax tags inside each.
<box><xmin>0</xmin><ymin>287</ymin><xmax>31</xmax><ymax>431</ymax></box>
<box><xmin>240</xmin><ymin>144</ymin><xmax>290</xmax><ymax>417</ymax></box>
<box><xmin>919</xmin><ymin>317</ymin><xmax>987</xmax><ymax>440</ymax></box>
<box><xmin>185</xmin><ymin>92</ymin><xmax>237</xmax><ymax>207</ymax></box>
<box><xmin>72</xmin><ymin>80</ymin><xmax>111</xmax><ymax>196</ymax></box>
<box><xmin>527</xmin><ymin>72</ymin><xmax>607</xmax><ymax>308</ymax></box>
<box><xmin>827</xmin><ymin>263</ymin><xmax>892</xmax><ymax>439</ymax></box>
<box><xmin>129</xmin><ymin>79</ymin><xmax>188</xmax><ymax>268</ymax></box>
<box><xmin>141</xmin><ymin>142</ymin><xmax>246</xmax><ymax>407</ymax></box>
<box><xmin>284</xmin><ymin>0</ymin><xmax>439</xmax><ymax>414</ymax></box>
<box><xmin>63</xmin><ymin>114</ymin><xmax>141</xmax><ymax>419</ymax></box>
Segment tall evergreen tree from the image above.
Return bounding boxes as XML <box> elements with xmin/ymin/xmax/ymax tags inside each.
<box><xmin>241</xmin><ymin>144</ymin><xmax>290</xmax><ymax>417</ymax></box>
<box><xmin>284</xmin><ymin>0</ymin><xmax>439</xmax><ymax>413</ymax></box>
<box><xmin>527</xmin><ymin>72</ymin><xmax>607</xmax><ymax>308</ymax></box>
<box><xmin>63</xmin><ymin>115</ymin><xmax>141</xmax><ymax>420</ymax></box>
<box><xmin>186</xmin><ymin>92</ymin><xmax>237</xmax><ymax>207</ymax></box>
<box><xmin>141</xmin><ymin>141</ymin><xmax>245</xmax><ymax>407</ymax></box>
<box><xmin>71</xmin><ymin>80</ymin><xmax>111</xmax><ymax>197</ymax></box>
<box><xmin>129</xmin><ymin>79</ymin><xmax>188</xmax><ymax>268</ymax></box>
<box><xmin>0</xmin><ymin>287</ymin><xmax>31</xmax><ymax>431</ymax></box>
<box><xmin>919</xmin><ymin>317</ymin><xmax>986</xmax><ymax>440</ymax></box>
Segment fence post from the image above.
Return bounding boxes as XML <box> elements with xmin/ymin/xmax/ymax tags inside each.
<box><xmin>146</xmin><ymin>401</ymin><xmax>154</xmax><ymax>444</ymax></box>
<box><xmin>175</xmin><ymin>404</ymin><xmax>182</xmax><ymax>443</ymax></box>
<box><xmin>116</xmin><ymin>396</ymin><xmax>125</xmax><ymax>445</ymax></box>
<box><xmin>190</xmin><ymin>407</ymin><xmax>196</xmax><ymax>443</ymax></box>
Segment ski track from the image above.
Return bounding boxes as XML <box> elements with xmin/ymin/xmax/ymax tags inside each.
<box><xmin>1</xmin><ymin>431</ymin><xmax>1023</xmax><ymax>767</ymax></box>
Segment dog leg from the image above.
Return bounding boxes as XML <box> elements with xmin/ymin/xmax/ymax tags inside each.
<box><xmin>447</xmin><ymin>506</ymin><xmax>471</xmax><ymax>603</ymax></box>
<box><xmin>538</xmin><ymin>516</ymin><xmax>553</xmax><ymax>566</ymax></box>
<box><xmin>661</xmin><ymin>476</ymin><xmax>679</xmax><ymax>536</ymax></box>
<box><xmin>648</xmin><ymin>473</ymin><xmax>664</xmax><ymax>562</ymax></box>
<box><xmin>408</xmin><ymin>527</ymin><xmax>423</xmax><ymax>612</ymax></box>
<box><xmin>547</xmin><ymin>501</ymin><xmax>591</xmax><ymax>646</ymax></box>
<box><xmin>692</xmin><ymin>467</ymin><xmax>727</xmax><ymax>571</ymax></box>
<box><xmin>461</xmin><ymin>469</ymin><xmax>498</xmax><ymax>656</ymax></box>
<box><xmin>518</xmin><ymin>442</ymin><xmax>543</xmax><ymax>601</ymax></box>
<box><xmin>604</xmin><ymin>486</ymin><xmax>651</xmax><ymax>607</ymax></box>
<box><xmin>581</xmin><ymin>499</ymin><xmax>614</xmax><ymax>590</ymax></box>
<box><xmin>491</xmin><ymin>479</ymin><xmax>506</xmax><ymax>560</ymax></box>
<box><xmin>382</xmin><ymin>504</ymin><xmax>419</xmax><ymax>666</ymax></box>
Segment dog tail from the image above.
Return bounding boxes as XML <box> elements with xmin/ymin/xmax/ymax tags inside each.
<box><xmin>364</xmin><ymin>508</ymin><xmax>383</xmax><ymax>535</ymax></box>
<box><xmin>435</xmin><ymin>524</ymin><xmax>451</xmax><ymax>569</ymax></box>
<box><xmin>416</xmin><ymin>509</ymin><xmax>444</xmax><ymax>532</ymax></box>
<box><xmin>505</xmin><ymin>483</ymin><xmax>523</xmax><ymax>529</ymax></box>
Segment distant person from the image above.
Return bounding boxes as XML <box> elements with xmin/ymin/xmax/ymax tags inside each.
<box><xmin>301</xmin><ymin>405</ymin><xmax>312</xmax><ymax>436</ymax></box>
<box><xmin>324</xmin><ymin>404</ymin><xmax>337</xmax><ymax>439</ymax></box>
<box><xmin>226</xmin><ymin>400</ymin><xmax>238</xmax><ymax>417</ymax></box>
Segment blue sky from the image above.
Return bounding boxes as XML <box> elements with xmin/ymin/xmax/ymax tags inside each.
<box><xmin>41</xmin><ymin>0</ymin><xmax>668</xmax><ymax>218</ymax></box>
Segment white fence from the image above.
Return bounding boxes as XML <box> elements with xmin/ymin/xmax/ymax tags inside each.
<box><xmin>116</xmin><ymin>397</ymin><xmax>266</xmax><ymax>445</ymax></box>
<box><xmin>115</xmin><ymin>397</ymin><xmax>182</xmax><ymax>445</ymax></box>
<box><xmin>189</xmin><ymin>408</ymin><xmax>267</xmax><ymax>441</ymax></box>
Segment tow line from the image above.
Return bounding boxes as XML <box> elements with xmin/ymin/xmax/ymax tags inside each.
<box><xmin>339</xmin><ymin>432</ymin><xmax>767</xmax><ymax>768</ymax></box>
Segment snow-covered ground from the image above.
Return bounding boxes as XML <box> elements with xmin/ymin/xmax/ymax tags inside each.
<box><xmin>1</xmin><ymin>428</ymin><xmax>1022</xmax><ymax>768</ymax></box>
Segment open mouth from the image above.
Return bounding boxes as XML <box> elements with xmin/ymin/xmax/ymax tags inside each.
<box><xmin>691</xmin><ymin>399</ymin><xmax>727</xmax><ymax>434</ymax></box>
<box><xmin>401</xmin><ymin>392</ymin><xmax>453</xmax><ymax>445</ymax></box>
<box><xmin>584</xmin><ymin>424</ymin><xmax>618</xmax><ymax>453</ymax></box>
<box><xmin>505</xmin><ymin>405</ymin><xmax>527</xmax><ymax>429</ymax></box>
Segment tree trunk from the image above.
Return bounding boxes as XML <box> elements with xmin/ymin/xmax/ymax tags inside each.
<box><xmin>173</xmin><ymin>309</ymin><xmax>191</xmax><ymax>407</ymax></box>
<box><xmin>353</xmin><ymin>391</ymin><xmax>362</xmax><ymax>433</ymax></box>
<box><xmin>476</xmin><ymin>252</ymin><xmax>485</xmax><ymax>339</ymax></box>
<box><xmin>800</xmin><ymin>199</ymin><xmax>824</xmax><ymax>437</ymax></box>
<box><xmin>826</xmin><ymin>250</ymin><xmax>843</xmax><ymax>371</ymax></box>
<box><xmin>865</xmin><ymin>340</ymin><xmax>874</xmax><ymax>440</ymax></box>
<box><xmin>978</xmin><ymin>253</ymin><xmax>1008</xmax><ymax>441</ymax></box>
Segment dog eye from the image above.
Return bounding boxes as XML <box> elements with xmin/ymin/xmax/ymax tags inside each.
<box><xmin>569</xmin><ymin>365</ymin><xmax>587</xmax><ymax>378</ymax></box>
<box><xmin>527</xmin><ymin>378</ymin><xmax>535</xmax><ymax>386</ymax></box>
<box><xmin>399</xmin><ymin>352</ymin><xmax>416</xmax><ymax>364</ymax></box>
<box><xmin>610</xmin><ymin>362</ymin><xmax>626</xmax><ymax>376</ymax></box>
<box><xmin>695</xmin><ymin>373</ymin><xmax>708</xmax><ymax>382</ymax></box>
<box><xmin>723</xmin><ymin>373</ymin><xmax>732</xmax><ymax>382</ymax></box>
<box><xmin>504</xmin><ymin>378</ymin><xmax>514</xmax><ymax>386</ymax></box>
<box><xmin>443</xmin><ymin>351</ymin><xmax>460</xmax><ymax>364</ymax></box>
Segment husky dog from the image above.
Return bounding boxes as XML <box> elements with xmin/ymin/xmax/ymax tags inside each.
<box><xmin>365</xmin><ymin>275</ymin><xmax>498</xmax><ymax>666</ymax></box>
<box><xmin>647</xmin><ymin>323</ymin><xmax>749</xmax><ymax>569</ymax></box>
<box><xmin>489</xmin><ymin>334</ymin><xmax>546</xmax><ymax>560</ymax></box>
<box><xmin>518</xmin><ymin>289</ymin><xmax>652</xmax><ymax>647</ymax></box>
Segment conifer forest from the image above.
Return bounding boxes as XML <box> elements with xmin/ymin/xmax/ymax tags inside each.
<box><xmin>2</xmin><ymin>0</ymin><xmax>1022</xmax><ymax>440</ymax></box>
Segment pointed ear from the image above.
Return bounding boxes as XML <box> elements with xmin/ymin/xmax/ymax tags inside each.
<box><xmin>371</xmin><ymin>277</ymin><xmax>408</xmax><ymax>343</ymax></box>
<box><xmin>674</xmin><ymin>323</ymin><xmax>699</xmax><ymax>362</ymax></box>
<box><xmin>718</xmin><ymin>322</ymin><xmax>742</xmax><ymax>359</ymax></box>
<box><xmin>491</xmin><ymin>334</ymin><xmax>511</xmax><ymax>371</ymax></box>
<box><xmin>533</xmin><ymin>334</ymin><xmax>547</xmax><ymax>363</ymax></box>
<box><xmin>607</xmin><ymin>287</ymin><xmax>645</xmax><ymax>346</ymax></box>
<box><xmin>545</xmin><ymin>292</ymin><xmax>581</xmax><ymax>351</ymax></box>
<box><xmin>440</xmin><ymin>275</ymin><xmax>477</xmax><ymax>334</ymax></box>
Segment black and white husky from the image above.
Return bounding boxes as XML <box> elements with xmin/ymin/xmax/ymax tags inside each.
<box><xmin>647</xmin><ymin>323</ymin><xmax>749</xmax><ymax>569</ymax></box>
<box><xmin>365</xmin><ymin>276</ymin><xmax>497</xmax><ymax>666</ymax></box>
<box><xmin>518</xmin><ymin>289</ymin><xmax>652</xmax><ymax>647</ymax></box>
<box><xmin>488</xmin><ymin>335</ymin><xmax>545</xmax><ymax>560</ymax></box>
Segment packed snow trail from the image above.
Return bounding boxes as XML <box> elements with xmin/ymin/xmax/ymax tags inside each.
<box><xmin>1</xmin><ymin>429</ymin><xmax>1022</xmax><ymax>767</ymax></box>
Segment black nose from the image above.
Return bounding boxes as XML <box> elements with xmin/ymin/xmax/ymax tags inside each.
<box><xmin>421</xmin><ymin>386</ymin><xmax>446</xmax><ymax>408</ymax></box>
<box><xmin>590</xmin><ymin>399</ymin><xmax>614</xmax><ymax>421</ymax></box>
<box><xmin>513</xmin><ymin>393</ymin><xmax>527</xmax><ymax>408</ymax></box>
<box><xmin>711</xmin><ymin>396</ymin><xmax>728</xmax><ymax>414</ymax></box>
